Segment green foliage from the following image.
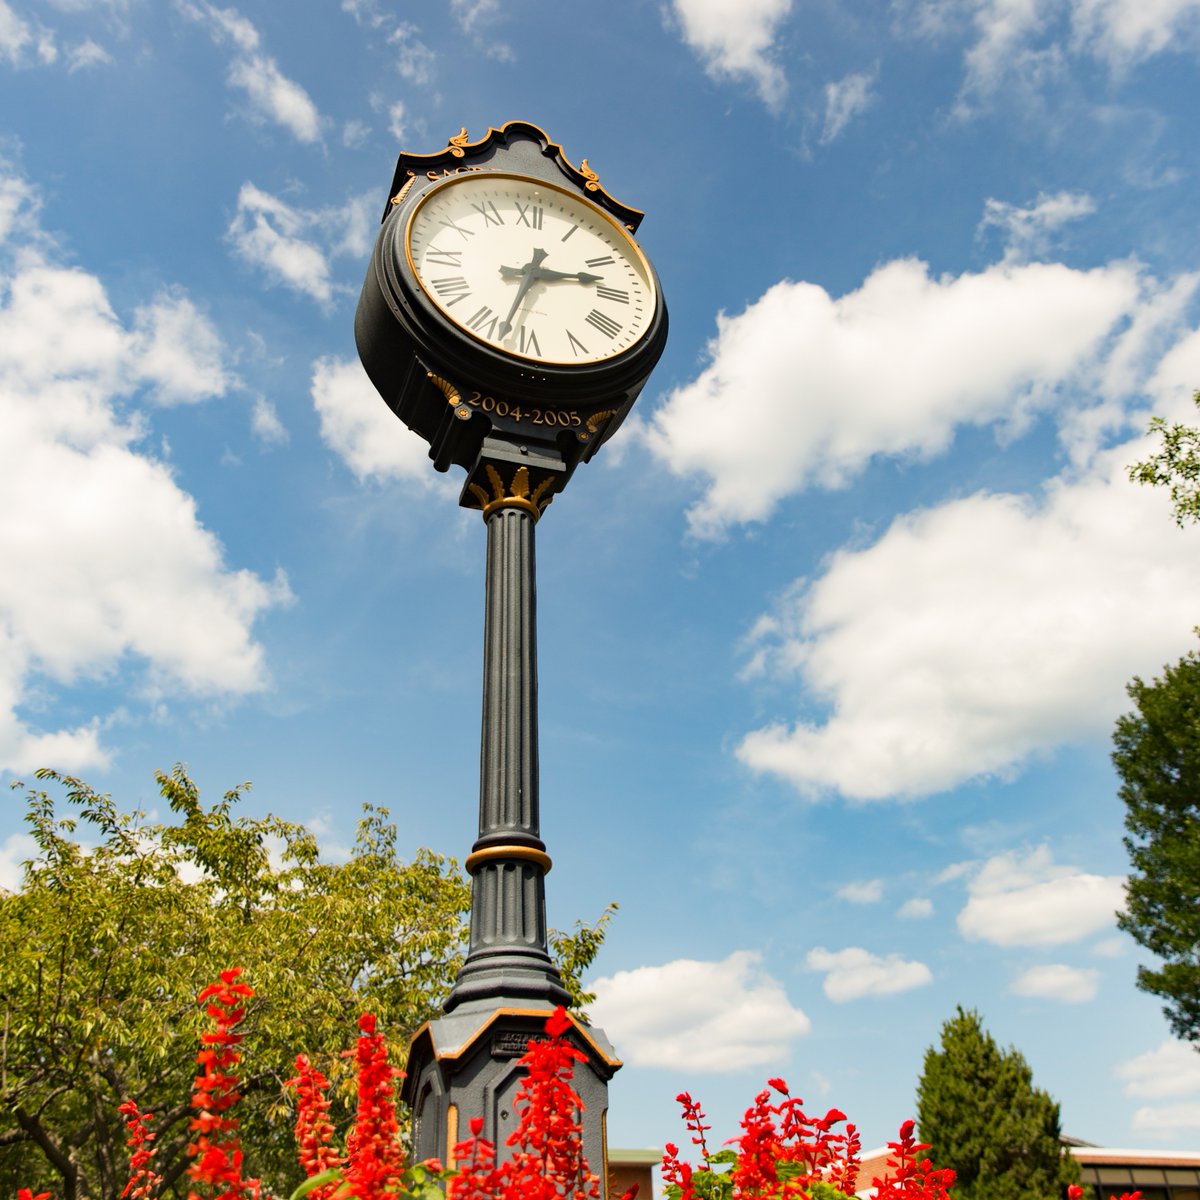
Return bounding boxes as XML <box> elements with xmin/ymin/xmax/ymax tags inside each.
<box><xmin>916</xmin><ymin>1007</ymin><xmax>1079</xmax><ymax>1200</ymax></box>
<box><xmin>1129</xmin><ymin>391</ymin><xmax>1200</xmax><ymax>527</ymax></box>
<box><xmin>548</xmin><ymin>901</ymin><xmax>617</xmax><ymax>1016</ymax></box>
<box><xmin>0</xmin><ymin>767</ymin><xmax>613</xmax><ymax>1199</ymax></box>
<box><xmin>0</xmin><ymin>767</ymin><xmax>466</xmax><ymax>1200</ymax></box>
<box><xmin>1113</xmin><ymin>649</ymin><xmax>1200</xmax><ymax>1043</ymax></box>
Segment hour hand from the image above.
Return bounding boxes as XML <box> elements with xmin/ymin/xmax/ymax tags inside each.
<box><xmin>499</xmin><ymin>265</ymin><xmax>603</xmax><ymax>285</ymax></box>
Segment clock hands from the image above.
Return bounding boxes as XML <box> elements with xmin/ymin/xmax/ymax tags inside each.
<box><xmin>496</xmin><ymin>248</ymin><xmax>549</xmax><ymax>340</ymax></box>
<box><xmin>499</xmin><ymin>264</ymin><xmax>603</xmax><ymax>286</ymax></box>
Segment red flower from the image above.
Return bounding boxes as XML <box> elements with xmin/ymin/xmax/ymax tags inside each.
<box><xmin>185</xmin><ymin>969</ymin><xmax>262</xmax><ymax>1200</ymax></box>
<box><xmin>118</xmin><ymin>1099</ymin><xmax>163</xmax><ymax>1199</ymax></box>
<box><xmin>341</xmin><ymin>1011</ymin><xmax>405</xmax><ymax>1197</ymax></box>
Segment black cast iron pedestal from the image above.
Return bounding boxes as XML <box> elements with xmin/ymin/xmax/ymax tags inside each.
<box><xmin>401</xmin><ymin>476</ymin><xmax>621</xmax><ymax>1192</ymax></box>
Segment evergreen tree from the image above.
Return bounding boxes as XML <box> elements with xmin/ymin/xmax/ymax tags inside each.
<box><xmin>1113</xmin><ymin>649</ymin><xmax>1200</xmax><ymax>1043</ymax></box>
<box><xmin>916</xmin><ymin>1007</ymin><xmax>1079</xmax><ymax>1200</ymax></box>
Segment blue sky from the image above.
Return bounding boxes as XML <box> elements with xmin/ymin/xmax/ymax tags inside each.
<box><xmin>3</xmin><ymin>0</ymin><xmax>1200</xmax><ymax>1167</ymax></box>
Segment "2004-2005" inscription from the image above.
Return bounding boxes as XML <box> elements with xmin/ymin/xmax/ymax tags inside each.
<box><xmin>466</xmin><ymin>391</ymin><xmax>581</xmax><ymax>426</ymax></box>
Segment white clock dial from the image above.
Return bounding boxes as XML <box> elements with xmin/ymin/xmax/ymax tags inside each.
<box><xmin>404</xmin><ymin>172</ymin><xmax>657</xmax><ymax>367</ymax></box>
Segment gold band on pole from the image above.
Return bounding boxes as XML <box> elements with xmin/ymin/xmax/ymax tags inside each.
<box><xmin>481</xmin><ymin>496</ymin><xmax>543</xmax><ymax>521</ymax></box>
<box><xmin>464</xmin><ymin>844</ymin><xmax>552</xmax><ymax>874</ymax></box>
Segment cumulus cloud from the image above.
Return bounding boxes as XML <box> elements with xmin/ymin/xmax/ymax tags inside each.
<box><xmin>589</xmin><ymin>951</ymin><xmax>811</xmax><ymax>1072</ymax></box>
<box><xmin>645</xmin><ymin>256</ymin><xmax>1140</xmax><ymax>537</ymax></box>
<box><xmin>0</xmin><ymin>164</ymin><xmax>289</xmax><ymax>773</ymax></box>
<box><xmin>1010</xmin><ymin>963</ymin><xmax>1099</xmax><ymax>1002</ymax></box>
<box><xmin>734</xmin><ymin>439</ymin><xmax>1200</xmax><ymax>799</ymax></box>
<box><xmin>1116</xmin><ymin>1040</ymin><xmax>1200</xmax><ymax>1099</ymax></box>
<box><xmin>311</xmin><ymin>357</ymin><xmax>436</xmax><ymax>486</ymax></box>
<box><xmin>179</xmin><ymin>1</ymin><xmax>322</xmax><ymax>142</ymax></box>
<box><xmin>898</xmin><ymin>898</ymin><xmax>934</xmax><ymax>919</ymax></box>
<box><xmin>957</xmin><ymin>847</ymin><xmax>1125</xmax><ymax>946</ymax></box>
<box><xmin>667</xmin><ymin>0</ymin><xmax>792</xmax><ymax>108</ymax></box>
<box><xmin>837</xmin><ymin>878</ymin><xmax>884</xmax><ymax>904</ymax></box>
<box><xmin>979</xmin><ymin>190</ymin><xmax>1096</xmax><ymax>261</ymax></box>
<box><xmin>805</xmin><ymin>946</ymin><xmax>933</xmax><ymax>1001</ymax></box>
<box><xmin>821</xmin><ymin>69</ymin><xmax>876</xmax><ymax>142</ymax></box>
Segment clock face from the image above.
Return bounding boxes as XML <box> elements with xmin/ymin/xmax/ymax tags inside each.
<box><xmin>404</xmin><ymin>172</ymin><xmax>657</xmax><ymax>367</ymax></box>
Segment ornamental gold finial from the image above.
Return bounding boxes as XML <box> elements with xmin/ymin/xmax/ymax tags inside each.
<box><xmin>448</xmin><ymin>128</ymin><xmax>470</xmax><ymax>157</ymax></box>
<box><xmin>579</xmin><ymin>159</ymin><xmax>601</xmax><ymax>191</ymax></box>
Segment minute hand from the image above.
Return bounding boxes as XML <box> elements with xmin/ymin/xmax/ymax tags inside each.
<box><xmin>499</xmin><ymin>265</ymin><xmax>603</xmax><ymax>284</ymax></box>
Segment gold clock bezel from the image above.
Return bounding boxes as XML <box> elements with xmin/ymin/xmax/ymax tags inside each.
<box><xmin>402</xmin><ymin>171</ymin><xmax>659</xmax><ymax>368</ymax></box>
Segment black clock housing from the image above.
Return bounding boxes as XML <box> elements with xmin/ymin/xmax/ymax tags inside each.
<box><xmin>354</xmin><ymin>122</ymin><xmax>669</xmax><ymax>488</ymax></box>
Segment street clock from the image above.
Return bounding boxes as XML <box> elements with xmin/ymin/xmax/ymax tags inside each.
<box><xmin>355</xmin><ymin>121</ymin><xmax>668</xmax><ymax>510</ymax></box>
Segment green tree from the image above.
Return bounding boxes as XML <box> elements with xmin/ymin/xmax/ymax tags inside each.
<box><xmin>1129</xmin><ymin>390</ymin><xmax>1200</xmax><ymax>526</ymax></box>
<box><xmin>1112</xmin><ymin>650</ymin><xmax>1200</xmax><ymax>1043</ymax></box>
<box><xmin>916</xmin><ymin>1007</ymin><xmax>1079</xmax><ymax>1200</ymax></box>
<box><xmin>0</xmin><ymin>767</ymin><xmax>608</xmax><ymax>1199</ymax></box>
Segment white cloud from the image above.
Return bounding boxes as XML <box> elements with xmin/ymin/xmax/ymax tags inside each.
<box><xmin>66</xmin><ymin>37</ymin><xmax>111</xmax><ymax>70</ymax></box>
<box><xmin>898</xmin><ymin>897</ymin><xmax>934</xmax><ymax>919</ymax></box>
<box><xmin>251</xmin><ymin>396</ymin><xmax>287</xmax><ymax>446</ymax></box>
<box><xmin>821</xmin><ymin>69</ymin><xmax>876</xmax><ymax>143</ymax></box>
<box><xmin>228</xmin><ymin>183</ymin><xmax>335</xmax><ymax>304</ymax></box>
<box><xmin>589</xmin><ymin>951</ymin><xmax>811</xmax><ymax>1071</ymax></box>
<box><xmin>905</xmin><ymin>0</ymin><xmax>1200</xmax><ymax>103</ymax></box>
<box><xmin>0</xmin><ymin>0</ymin><xmax>53</xmax><ymax>65</ymax></box>
<box><xmin>226</xmin><ymin>185</ymin><xmax>374</xmax><ymax>305</ymax></box>
<box><xmin>387</xmin><ymin>101</ymin><xmax>409</xmax><ymax>143</ymax></box>
<box><xmin>1131</xmin><ymin>1101</ymin><xmax>1200</xmax><ymax>1137</ymax></box>
<box><xmin>180</xmin><ymin>2</ymin><xmax>323</xmax><ymax>142</ymax></box>
<box><xmin>1010</xmin><ymin>963</ymin><xmax>1099</xmax><ymax>1002</ymax></box>
<box><xmin>837</xmin><ymin>878</ymin><xmax>884</xmax><ymax>904</ymax></box>
<box><xmin>644</xmin><ymin>257</ymin><xmax>1140</xmax><ymax>537</ymax></box>
<box><xmin>667</xmin><ymin>0</ymin><xmax>792</xmax><ymax>108</ymax></box>
<box><xmin>0</xmin><ymin>1</ymin><xmax>31</xmax><ymax>64</ymax></box>
<box><xmin>0</xmin><ymin>831</ymin><xmax>36</xmax><ymax>891</ymax></box>
<box><xmin>979</xmin><ymin>191</ymin><xmax>1096</xmax><ymax>261</ymax></box>
<box><xmin>449</xmin><ymin>0</ymin><xmax>514</xmax><ymax>60</ymax></box>
<box><xmin>0</xmin><ymin>164</ymin><xmax>289</xmax><ymax>774</ymax></box>
<box><xmin>389</xmin><ymin>21</ymin><xmax>436</xmax><ymax>84</ymax></box>
<box><xmin>734</xmin><ymin>441</ymin><xmax>1200</xmax><ymax>799</ymax></box>
<box><xmin>1071</xmin><ymin>0</ymin><xmax>1200</xmax><ymax>66</ymax></box>
<box><xmin>957</xmin><ymin>847</ymin><xmax>1125</xmax><ymax>946</ymax></box>
<box><xmin>311</xmin><ymin>356</ymin><xmax>435</xmax><ymax>486</ymax></box>
<box><xmin>805</xmin><ymin>946</ymin><xmax>933</xmax><ymax>1002</ymax></box>
<box><xmin>130</xmin><ymin>291</ymin><xmax>233</xmax><ymax>403</ymax></box>
<box><xmin>1116</xmin><ymin>1040</ymin><xmax>1200</xmax><ymax>1099</ymax></box>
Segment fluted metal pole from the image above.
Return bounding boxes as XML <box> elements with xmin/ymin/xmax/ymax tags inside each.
<box><xmin>444</xmin><ymin>501</ymin><xmax>569</xmax><ymax>1011</ymax></box>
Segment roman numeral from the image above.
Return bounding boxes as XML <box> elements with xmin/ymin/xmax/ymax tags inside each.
<box><xmin>426</xmin><ymin>246</ymin><xmax>463</xmax><ymax>267</ymax></box>
<box><xmin>560</xmin><ymin>224</ymin><xmax>578</xmax><ymax>242</ymax></box>
<box><xmin>431</xmin><ymin>276</ymin><xmax>471</xmax><ymax>306</ymax></box>
<box><xmin>472</xmin><ymin>201</ymin><xmax>504</xmax><ymax>226</ymax></box>
<box><xmin>466</xmin><ymin>305</ymin><xmax>498</xmax><ymax>337</ymax></box>
<box><xmin>519</xmin><ymin>327</ymin><xmax>542</xmax><ymax>356</ymax></box>
<box><xmin>566</xmin><ymin>330</ymin><xmax>589</xmax><ymax>357</ymax></box>
<box><xmin>586</xmin><ymin>255</ymin><xmax>615</xmax><ymax>267</ymax></box>
<box><xmin>596</xmin><ymin>285</ymin><xmax>629</xmax><ymax>304</ymax></box>
<box><xmin>514</xmin><ymin>201</ymin><xmax>544</xmax><ymax>229</ymax></box>
<box><xmin>585</xmin><ymin>309</ymin><xmax>622</xmax><ymax>339</ymax></box>
<box><xmin>438</xmin><ymin>217</ymin><xmax>474</xmax><ymax>241</ymax></box>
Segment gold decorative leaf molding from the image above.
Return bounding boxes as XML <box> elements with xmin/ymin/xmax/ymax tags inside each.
<box><xmin>468</xmin><ymin>464</ymin><xmax>557</xmax><ymax>521</ymax></box>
